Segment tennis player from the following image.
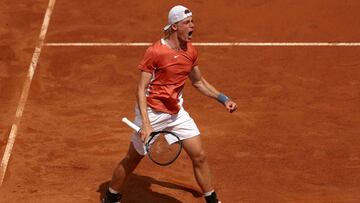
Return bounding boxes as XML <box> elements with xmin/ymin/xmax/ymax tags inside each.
<box><xmin>103</xmin><ymin>5</ymin><xmax>237</xmax><ymax>203</ymax></box>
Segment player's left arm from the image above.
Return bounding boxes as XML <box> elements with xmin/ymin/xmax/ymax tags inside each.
<box><xmin>189</xmin><ymin>66</ymin><xmax>237</xmax><ymax>113</ymax></box>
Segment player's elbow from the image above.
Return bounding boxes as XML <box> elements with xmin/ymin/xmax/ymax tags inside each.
<box><xmin>191</xmin><ymin>80</ymin><xmax>202</xmax><ymax>89</ymax></box>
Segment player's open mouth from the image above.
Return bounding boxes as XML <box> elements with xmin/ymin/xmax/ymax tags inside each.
<box><xmin>188</xmin><ymin>31</ymin><xmax>193</xmax><ymax>38</ymax></box>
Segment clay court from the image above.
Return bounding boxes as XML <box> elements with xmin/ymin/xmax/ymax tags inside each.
<box><xmin>1</xmin><ymin>0</ymin><xmax>360</xmax><ymax>202</ymax></box>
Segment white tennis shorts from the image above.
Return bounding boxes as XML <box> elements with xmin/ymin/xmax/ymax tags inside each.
<box><xmin>131</xmin><ymin>105</ymin><xmax>200</xmax><ymax>155</ymax></box>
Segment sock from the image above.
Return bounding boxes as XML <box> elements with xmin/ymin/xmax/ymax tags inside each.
<box><xmin>108</xmin><ymin>187</ymin><xmax>119</xmax><ymax>194</ymax></box>
<box><xmin>204</xmin><ymin>190</ymin><xmax>215</xmax><ymax>197</ymax></box>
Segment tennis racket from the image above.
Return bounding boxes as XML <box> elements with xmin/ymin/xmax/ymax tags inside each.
<box><xmin>121</xmin><ymin>117</ymin><xmax>182</xmax><ymax>166</ymax></box>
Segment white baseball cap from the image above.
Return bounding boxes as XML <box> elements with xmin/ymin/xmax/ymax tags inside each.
<box><xmin>163</xmin><ymin>5</ymin><xmax>192</xmax><ymax>31</ymax></box>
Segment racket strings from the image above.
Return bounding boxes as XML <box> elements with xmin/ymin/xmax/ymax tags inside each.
<box><xmin>147</xmin><ymin>132</ymin><xmax>181</xmax><ymax>165</ymax></box>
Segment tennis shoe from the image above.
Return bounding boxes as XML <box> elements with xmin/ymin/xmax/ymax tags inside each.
<box><xmin>205</xmin><ymin>191</ymin><xmax>220</xmax><ymax>203</ymax></box>
<box><xmin>102</xmin><ymin>190</ymin><xmax>122</xmax><ymax>203</ymax></box>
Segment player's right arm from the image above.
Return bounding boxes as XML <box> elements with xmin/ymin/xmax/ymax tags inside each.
<box><xmin>136</xmin><ymin>71</ymin><xmax>154</xmax><ymax>142</ymax></box>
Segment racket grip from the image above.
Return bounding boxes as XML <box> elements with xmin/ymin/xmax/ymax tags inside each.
<box><xmin>121</xmin><ymin>117</ymin><xmax>141</xmax><ymax>133</ymax></box>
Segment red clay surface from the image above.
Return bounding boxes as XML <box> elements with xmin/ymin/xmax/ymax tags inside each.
<box><xmin>1</xmin><ymin>0</ymin><xmax>360</xmax><ymax>202</ymax></box>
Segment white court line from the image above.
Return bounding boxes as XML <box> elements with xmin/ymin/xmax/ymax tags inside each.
<box><xmin>0</xmin><ymin>0</ymin><xmax>56</xmax><ymax>186</ymax></box>
<box><xmin>44</xmin><ymin>42</ymin><xmax>360</xmax><ymax>47</ymax></box>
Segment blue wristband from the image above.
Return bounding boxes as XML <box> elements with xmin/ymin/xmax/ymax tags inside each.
<box><xmin>217</xmin><ymin>93</ymin><xmax>229</xmax><ymax>104</ymax></box>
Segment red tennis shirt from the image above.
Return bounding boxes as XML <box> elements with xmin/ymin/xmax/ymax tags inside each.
<box><xmin>138</xmin><ymin>39</ymin><xmax>198</xmax><ymax>114</ymax></box>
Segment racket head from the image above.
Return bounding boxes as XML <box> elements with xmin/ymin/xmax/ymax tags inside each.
<box><xmin>145</xmin><ymin>131</ymin><xmax>182</xmax><ymax>166</ymax></box>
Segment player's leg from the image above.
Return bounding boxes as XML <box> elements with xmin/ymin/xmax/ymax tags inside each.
<box><xmin>182</xmin><ymin>135</ymin><xmax>212</xmax><ymax>192</ymax></box>
<box><xmin>166</xmin><ymin>107</ymin><xmax>221</xmax><ymax>202</ymax></box>
<box><xmin>103</xmin><ymin>143</ymin><xmax>144</xmax><ymax>203</ymax></box>
<box><xmin>109</xmin><ymin>143</ymin><xmax>144</xmax><ymax>191</ymax></box>
<box><xmin>182</xmin><ymin>136</ymin><xmax>221</xmax><ymax>203</ymax></box>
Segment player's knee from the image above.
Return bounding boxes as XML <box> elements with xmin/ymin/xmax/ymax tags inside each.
<box><xmin>122</xmin><ymin>152</ymin><xmax>143</xmax><ymax>168</ymax></box>
<box><xmin>127</xmin><ymin>144</ymin><xmax>144</xmax><ymax>162</ymax></box>
<box><xmin>191</xmin><ymin>150</ymin><xmax>207</xmax><ymax>166</ymax></box>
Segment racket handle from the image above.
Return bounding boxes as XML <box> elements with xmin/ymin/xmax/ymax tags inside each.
<box><xmin>121</xmin><ymin>117</ymin><xmax>141</xmax><ymax>133</ymax></box>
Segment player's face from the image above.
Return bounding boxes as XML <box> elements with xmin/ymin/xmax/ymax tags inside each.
<box><xmin>175</xmin><ymin>16</ymin><xmax>195</xmax><ymax>42</ymax></box>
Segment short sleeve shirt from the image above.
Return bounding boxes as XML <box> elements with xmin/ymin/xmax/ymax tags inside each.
<box><xmin>138</xmin><ymin>39</ymin><xmax>198</xmax><ymax>114</ymax></box>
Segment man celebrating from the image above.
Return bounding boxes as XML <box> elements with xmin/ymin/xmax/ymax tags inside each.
<box><xmin>103</xmin><ymin>5</ymin><xmax>237</xmax><ymax>203</ymax></box>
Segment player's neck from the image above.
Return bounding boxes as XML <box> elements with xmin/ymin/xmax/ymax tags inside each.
<box><xmin>164</xmin><ymin>34</ymin><xmax>187</xmax><ymax>51</ymax></box>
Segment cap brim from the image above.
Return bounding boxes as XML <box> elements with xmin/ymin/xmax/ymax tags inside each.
<box><xmin>163</xmin><ymin>24</ymin><xmax>171</xmax><ymax>31</ymax></box>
